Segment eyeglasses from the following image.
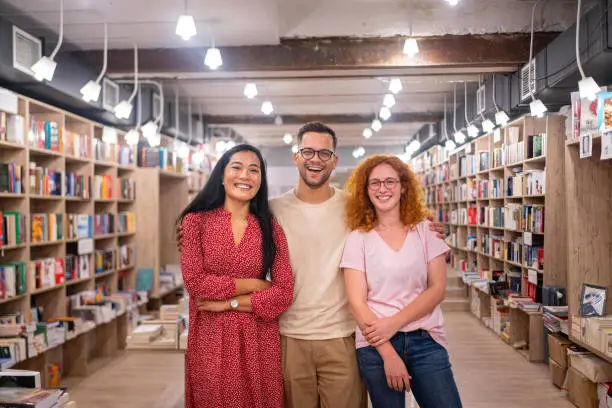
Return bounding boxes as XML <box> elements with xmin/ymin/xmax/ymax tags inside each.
<box><xmin>368</xmin><ymin>178</ymin><xmax>401</xmax><ymax>191</ymax></box>
<box><xmin>299</xmin><ymin>148</ymin><xmax>335</xmax><ymax>162</ymax></box>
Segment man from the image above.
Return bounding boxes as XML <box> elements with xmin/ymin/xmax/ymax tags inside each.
<box><xmin>177</xmin><ymin>122</ymin><xmax>446</xmax><ymax>407</ymax></box>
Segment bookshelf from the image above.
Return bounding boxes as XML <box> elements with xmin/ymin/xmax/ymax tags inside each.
<box><xmin>565</xmin><ymin>130</ymin><xmax>612</xmax><ymax>361</ymax></box>
<box><xmin>133</xmin><ymin>167</ymin><xmax>188</xmax><ymax>309</ymax></box>
<box><xmin>0</xmin><ymin>92</ymin><xmax>147</xmax><ymax>387</ymax></box>
<box><xmin>412</xmin><ymin>114</ymin><xmax>567</xmax><ymax>362</ymax></box>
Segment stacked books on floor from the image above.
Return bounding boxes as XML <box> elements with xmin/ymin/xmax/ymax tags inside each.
<box><xmin>0</xmin><ymin>369</ymin><xmax>76</xmax><ymax>407</ymax></box>
<box><xmin>126</xmin><ymin>299</ymin><xmax>187</xmax><ymax>351</ymax></box>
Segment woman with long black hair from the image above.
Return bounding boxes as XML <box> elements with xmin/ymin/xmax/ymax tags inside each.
<box><xmin>177</xmin><ymin>144</ymin><xmax>294</xmax><ymax>408</ymax></box>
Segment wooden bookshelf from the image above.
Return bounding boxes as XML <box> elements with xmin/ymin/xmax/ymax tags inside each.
<box><xmin>134</xmin><ymin>167</ymin><xmax>188</xmax><ymax>309</ymax></box>
<box><xmin>412</xmin><ymin>114</ymin><xmax>567</xmax><ymax>362</ymax></box>
<box><xmin>565</xmin><ymin>131</ymin><xmax>612</xmax><ymax>356</ymax></box>
<box><xmin>0</xmin><ymin>93</ymin><xmax>141</xmax><ymax>387</ymax></box>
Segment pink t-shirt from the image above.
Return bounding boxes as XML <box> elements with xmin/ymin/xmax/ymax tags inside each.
<box><xmin>340</xmin><ymin>220</ymin><xmax>450</xmax><ymax>349</ymax></box>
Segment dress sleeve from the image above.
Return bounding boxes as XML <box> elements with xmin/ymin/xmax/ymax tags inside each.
<box><xmin>339</xmin><ymin>230</ymin><xmax>366</xmax><ymax>272</ymax></box>
<box><xmin>250</xmin><ymin>220</ymin><xmax>295</xmax><ymax>321</ymax></box>
<box><xmin>180</xmin><ymin>212</ymin><xmax>236</xmax><ymax>300</ymax></box>
<box><xmin>421</xmin><ymin>220</ymin><xmax>450</xmax><ymax>263</ymax></box>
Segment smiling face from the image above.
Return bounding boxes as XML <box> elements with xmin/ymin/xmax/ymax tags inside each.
<box><xmin>223</xmin><ymin>150</ymin><xmax>262</xmax><ymax>203</ymax></box>
<box><xmin>294</xmin><ymin>131</ymin><xmax>338</xmax><ymax>188</ymax></box>
<box><xmin>367</xmin><ymin>163</ymin><xmax>403</xmax><ymax>214</ymax></box>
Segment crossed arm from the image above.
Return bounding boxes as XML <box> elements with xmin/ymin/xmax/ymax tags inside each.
<box><xmin>180</xmin><ymin>213</ymin><xmax>294</xmax><ymax>320</ymax></box>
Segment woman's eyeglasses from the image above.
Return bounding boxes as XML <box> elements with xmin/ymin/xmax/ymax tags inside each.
<box><xmin>299</xmin><ymin>148</ymin><xmax>335</xmax><ymax>162</ymax></box>
<box><xmin>368</xmin><ymin>178</ymin><xmax>400</xmax><ymax>190</ymax></box>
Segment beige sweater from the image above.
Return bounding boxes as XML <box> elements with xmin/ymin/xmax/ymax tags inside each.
<box><xmin>270</xmin><ymin>187</ymin><xmax>356</xmax><ymax>340</ymax></box>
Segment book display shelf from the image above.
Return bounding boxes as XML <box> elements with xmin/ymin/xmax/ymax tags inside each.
<box><xmin>563</xmin><ymin>91</ymin><xmax>612</xmax><ymax>364</ymax></box>
<box><xmin>0</xmin><ymin>92</ymin><xmax>152</xmax><ymax>388</ymax></box>
<box><xmin>412</xmin><ymin>114</ymin><xmax>568</xmax><ymax>364</ymax></box>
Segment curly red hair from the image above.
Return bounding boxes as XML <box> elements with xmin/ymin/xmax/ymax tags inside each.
<box><xmin>345</xmin><ymin>154</ymin><xmax>429</xmax><ymax>232</ymax></box>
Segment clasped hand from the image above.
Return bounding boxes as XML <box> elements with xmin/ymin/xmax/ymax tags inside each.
<box><xmin>363</xmin><ymin>316</ymin><xmax>401</xmax><ymax>347</ymax></box>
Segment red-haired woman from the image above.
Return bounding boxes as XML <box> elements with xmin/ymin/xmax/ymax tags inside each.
<box><xmin>340</xmin><ymin>154</ymin><xmax>462</xmax><ymax>408</ymax></box>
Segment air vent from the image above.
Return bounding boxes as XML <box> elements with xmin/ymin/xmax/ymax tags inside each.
<box><xmin>152</xmin><ymin>93</ymin><xmax>161</xmax><ymax>119</ymax></box>
<box><xmin>476</xmin><ymin>85</ymin><xmax>486</xmax><ymax>114</ymax></box>
<box><xmin>102</xmin><ymin>79</ymin><xmax>119</xmax><ymax>112</ymax></box>
<box><xmin>12</xmin><ymin>26</ymin><xmax>42</xmax><ymax>77</ymax></box>
<box><xmin>520</xmin><ymin>59</ymin><xmax>536</xmax><ymax>101</ymax></box>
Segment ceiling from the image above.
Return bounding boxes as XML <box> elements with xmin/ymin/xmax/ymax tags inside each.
<box><xmin>0</xmin><ymin>0</ymin><xmax>589</xmax><ymax>49</ymax></box>
<box><xmin>0</xmin><ymin>0</ymin><xmax>596</xmax><ymax>149</ymax></box>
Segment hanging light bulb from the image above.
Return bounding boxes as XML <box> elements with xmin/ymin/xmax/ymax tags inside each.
<box><xmin>389</xmin><ymin>78</ymin><xmax>403</xmax><ymax>94</ymax></box>
<box><xmin>31</xmin><ymin>0</ymin><xmax>63</xmax><ymax>82</ymax></box>
<box><xmin>141</xmin><ymin>121</ymin><xmax>159</xmax><ymax>140</ymax></box>
<box><xmin>283</xmin><ymin>133</ymin><xmax>293</xmax><ymax>144</ymax></box>
<box><xmin>446</xmin><ymin>0</ymin><xmax>459</xmax><ymax>5</ymax></box>
<box><xmin>371</xmin><ymin>119</ymin><xmax>382</xmax><ymax>132</ymax></box>
<box><xmin>529</xmin><ymin>99</ymin><xmax>547</xmax><ymax>118</ymax></box>
<box><xmin>176</xmin><ymin>15</ymin><xmax>197</xmax><ymax>41</ymax></box>
<box><xmin>467</xmin><ymin>124</ymin><xmax>479</xmax><ymax>138</ymax></box>
<box><xmin>578</xmin><ymin>77</ymin><xmax>601</xmax><ymax>101</ymax></box>
<box><xmin>363</xmin><ymin>128</ymin><xmax>373</xmax><ymax>139</ymax></box>
<box><xmin>244</xmin><ymin>83</ymin><xmax>258</xmax><ymax>99</ymax></box>
<box><xmin>261</xmin><ymin>101</ymin><xmax>274</xmax><ymax>115</ymax></box>
<box><xmin>204</xmin><ymin>47</ymin><xmax>223</xmax><ymax>69</ymax></box>
<box><xmin>125</xmin><ymin>129</ymin><xmax>139</xmax><ymax>145</ymax></box>
<box><xmin>495</xmin><ymin>110</ymin><xmax>510</xmax><ymax>126</ymax></box>
<box><xmin>454</xmin><ymin>130</ymin><xmax>466</xmax><ymax>144</ymax></box>
<box><xmin>379</xmin><ymin>106</ymin><xmax>392</xmax><ymax>121</ymax></box>
<box><xmin>445</xmin><ymin>139</ymin><xmax>456</xmax><ymax>151</ymax></box>
<box><xmin>403</xmin><ymin>38</ymin><xmax>419</xmax><ymax>57</ymax></box>
<box><xmin>291</xmin><ymin>144</ymin><xmax>299</xmax><ymax>154</ymax></box>
<box><xmin>408</xmin><ymin>140</ymin><xmax>421</xmax><ymax>151</ymax></box>
<box><xmin>383</xmin><ymin>94</ymin><xmax>396</xmax><ymax>108</ymax></box>
<box><xmin>274</xmin><ymin>115</ymin><xmax>283</xmax><ymax>126</ymax></box>
<box><xmin>482</xmin><ymin>119</ymin><xmax>495</xmax><ymax>133</ymax></box>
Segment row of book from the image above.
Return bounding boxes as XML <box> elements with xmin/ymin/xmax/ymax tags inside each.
<box><xmin>117</xmin><ymin>212</ymin><xmax>135</xmax><ymax>234</ymax></box>
<box><xmin>0</xmin><ymin>112</ymin><xmax>24</xmax><ymax>144</ymax></box>
<box><xmin>506</xmin><ymin>169</ymin><xmax>546</xmax><ymax>197</ymax></box>
<box><xmin>28</xmin><ymin>118</ymin><xmax>61</xmax><ymax>152</ymax></box>
<box><xmin>31</xmin><ymin>213</ymin><xmax>63</xmax><ymax>243</ymax></box>
<box><xmin>0</xmin><ymin>211</ymin><xmax>26</xmax><ymax>246</ymax></box>
<box><xmin>0</xmin><ymin>163</ymin><xmax>24</xmax><ymax>194</ymax></box>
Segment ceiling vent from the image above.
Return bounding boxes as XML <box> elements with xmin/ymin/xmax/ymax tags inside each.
<box><xmin>520</xmin><ymin>59</ymin><xmax>536</xmax><ymax>101</ymax></box>
<box><xmin>102</xmin><ymin>78</ymin><xmax>119</xmax><ymax>112</ymax></box>
<box><xmin>12</xmin><ymin>26</ymin><xmax>41</xmax><ymax>77</ymax></box>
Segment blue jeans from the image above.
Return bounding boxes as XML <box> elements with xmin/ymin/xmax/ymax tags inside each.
<box><xmin>356</xmin><ymin>330</ymin><xmax>462</xmax><ymax>408</ymax></box>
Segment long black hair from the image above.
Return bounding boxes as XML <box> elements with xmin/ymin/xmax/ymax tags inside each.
<box><xmin>177</xmin><ymin>144</ymin><xmax>276</xmax><ymax>277</ymax></box>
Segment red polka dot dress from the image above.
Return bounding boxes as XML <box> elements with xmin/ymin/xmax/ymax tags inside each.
<box><xmin>180</xmin><ymin>208</ymin><xmax>294</xmax><ymax>408</ymax></box>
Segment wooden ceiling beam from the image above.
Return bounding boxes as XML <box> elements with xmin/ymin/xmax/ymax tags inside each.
<box><xmin>72</xmin><ymin>33</ymin><xmax>560</xmax><ymax>75</ymax></box>
<box><xmin>203</xmin><ymin>112</ymin><xmax>440</xmax><ymax>126</ymax></box>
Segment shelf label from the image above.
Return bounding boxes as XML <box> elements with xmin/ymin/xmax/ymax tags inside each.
<box><xmin>523</xmin><ymin>232</ymin><xmax>532</xmax><ymax>246</ymax></box>
<box><xmin>78</xmin><ymin>238</ymin><xmax>94</xmax><ymax>255</ymax></box>
<box><xmin>580</xmin><ymin>133</ymin><xmax>593</xmax><ymax>159</ymax></box>
<box><xmin>465</xmin><ymin>143</ymin><xmax>472</xmax><ymax>154</ymax></box>
<box><xmin>602</xmin><ymin>131</ymin><xmax>612</xmax><ymax>160</ymax></box>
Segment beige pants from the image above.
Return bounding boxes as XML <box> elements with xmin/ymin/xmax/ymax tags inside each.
<box><xmin>281</xmin><ymin>335</ymin><xmax>367</xmax><ymax>408</ymax></box>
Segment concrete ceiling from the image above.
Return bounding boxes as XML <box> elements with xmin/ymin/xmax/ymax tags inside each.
<box><xmin>0</xmin><ymin>0</ymin><xmax>590</xmax><ymax>49</ymax></box>
<box><xmin>0</xmin><ymin>0</ymin><xmax>596</xmax><ymax>149</ymax></box>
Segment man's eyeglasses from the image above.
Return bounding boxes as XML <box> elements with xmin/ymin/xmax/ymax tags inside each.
<box><xmin>299</xmin><ymin>148</ymin><xmax>335</xmax><ymax>162</ymax></box>
<box><xmin>368</xmin><ymin>178</ymin><xmax>401</xmax><ymax>191</ymax></box>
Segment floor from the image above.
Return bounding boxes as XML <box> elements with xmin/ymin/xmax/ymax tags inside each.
<box><xmin>67</xmin><ymin>312</ymin><xmax>574</xmax><ymax>408</ymax></box>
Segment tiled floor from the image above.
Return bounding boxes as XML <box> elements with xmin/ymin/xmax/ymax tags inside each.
<box><xmin>68</xmin><ymin>312</ymin><xmax>573</xmax><ymax>408</ymax></box>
